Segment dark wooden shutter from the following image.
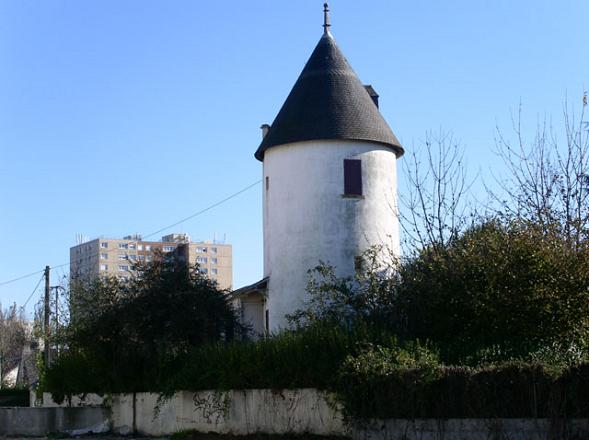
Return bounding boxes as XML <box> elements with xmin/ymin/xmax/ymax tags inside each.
<box><xmin>344</xmin><ymin>159</ymin><xmax>362</xmax><ymax>196</ymax></box>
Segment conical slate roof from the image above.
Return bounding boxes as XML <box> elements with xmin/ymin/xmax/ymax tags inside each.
<box><xmin>254</xmin><ymin>31</ymin><xmax>403</xmax><ymax>161</ymax></box>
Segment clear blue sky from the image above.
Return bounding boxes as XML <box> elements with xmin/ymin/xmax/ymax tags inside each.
<box><xmin>1</xmin><ymin>0</ymin><xmax>587</xmax><ymax>317</ymax></box>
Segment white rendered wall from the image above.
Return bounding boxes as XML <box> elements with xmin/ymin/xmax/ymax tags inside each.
<box><xmin>110</xmin><ymin>390</ymin><xmax>346</xmax><ymax>436</ymax></box>
<box><xmin>263</xmin><ymin>140</ymin><xmax>400</xmax><ymax>331</ymax></box>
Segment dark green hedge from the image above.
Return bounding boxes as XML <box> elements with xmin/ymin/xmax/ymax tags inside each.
<box><xmin>0</xmin><ymin>388</ymin><xmax>29</xmax><ymax>407</ymax></box>
<box><xmin>162</xmin><ymin>324</ymin><xmax>378</xmax><ymax>394</ymax></box>
<box><xmin>336</xmin><ymin>362</ymin><xmax>589</xmax><ymax>420</ymax></box>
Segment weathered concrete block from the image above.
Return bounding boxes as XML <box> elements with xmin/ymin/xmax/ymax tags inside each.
<box><xmin>110</xmin><ymin>389</ymin><xmax>347</xmax><ymax>436</ymax></box>
<box><xmin>39</xmin><ymin>391</ymin><xmax>105</xmax><ymax>407</ymax></box>
<box><xmin>0</xmin><ymin>407</ymin><xmax>110</xmax><ymax>437</ymax></box>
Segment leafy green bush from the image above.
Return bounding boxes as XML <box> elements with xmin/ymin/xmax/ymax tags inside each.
<box><xmin>45</xmin><ymin>257</ymin><xmax>243</xmax><ymax>399</ymax></box>
<box><xmin>287</xmin><ymin>247</ymin><xmax>400</xmax><ymax>329</ymax></box>
<box><xmin>164</xmin><ymin>322</ymin><xmax>392</xmax><ymax>393</ymax></box>
<box><xmin>395</xmin><ymin>220</ymin><xmax>589</xmax><ymax>360</ymax></box>
<box><xmin>162</xmin><ymin>323</ymin><xmax>440</xmax><ymax>402</ymax></box>
<box><xmin>340</xmin><ymin>342</ymin><xmax>439</xmax><ymax>376</ymax></box>
<box><xmin>44</xmin><ymin>352</ymin><xmax>106</xmax><ymax>404</ymax></box>
<box><xmin>336</xmin><ymin>356</ymin><xmax>589</xmax><ymax>420</ymax></box>
<box><xmin>291</xmin><ymin>220</ymin><xmax>589</xmax><ymax>363</ymax></box>
<box><xmin>0</xmin><ymin>388</ymin><xmax>29</xmax><ymax>407</ymax></box>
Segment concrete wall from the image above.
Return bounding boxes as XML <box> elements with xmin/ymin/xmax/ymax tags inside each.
<box><xmin>32</xmin><ymin>388</ymin><xmax>589</xmax><ymax>439</ymax></box>
<box><xmin>38</xmin><ymin>391</ymin><xmax>106</xmax><ymax>407</ymax></box>
<box><xmin>113</xmin><ymin>388</ymin><xmax>589</xmax><ymax>439</ymax></box>
<box><xmin>111</xmin><ymin>389</ymin><xmax>346</xmax><ymax>436</ymax></box>
<box><xmin>263</xmin><ymin>140</ymin><xmax>399</xmax><ymax>331</ymax></box>
<box><xmin>0</xmin><ymin>407</ymin><xmax>109</xmax><ymax>437</ymax></box>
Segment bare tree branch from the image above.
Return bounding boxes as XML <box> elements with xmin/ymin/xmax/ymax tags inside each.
<box><xmin>399</xmin><ymin>130</ymin><xmax>477</xmax><ymax>255</ymax></box>
<box><xmin>492</xmin><ymin>99</ymin><xmax>589</xmax><ymax>249</ymax></box>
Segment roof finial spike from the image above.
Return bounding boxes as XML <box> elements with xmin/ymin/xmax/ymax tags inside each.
<box><xmin>323</xmin><ymin>2</ymin><xmax>331</xmax><ymax>34</ymax></box>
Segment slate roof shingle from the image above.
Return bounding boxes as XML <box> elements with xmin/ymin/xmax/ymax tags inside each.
<box><xmin>254</xmin><ymin>31</ymin><xmax>403</xmax><ymax>161</ymax></box>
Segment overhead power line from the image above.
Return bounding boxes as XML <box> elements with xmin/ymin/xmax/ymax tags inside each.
<box><xmin>20</xmin><ymin>273</ymin><xmax>45</xmax><ymax>310</ymax></box>
<box><xmin>142</xmin><ymin>179</ymin><xmax>262</xmax><ymax>240</ymax></box>
<box><xmin>0</xmin><ymin>179</ymin><xmax>263</xmax><ymax>288</ymax></box>
<box><xmin>0</xmin><ymin>269</ymin><xmax>45</xmax><ymax>288</ymax></box>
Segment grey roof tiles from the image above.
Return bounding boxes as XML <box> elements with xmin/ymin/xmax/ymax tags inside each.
<box><xmin>254</xmin><ymin>31</ymin><xmax>403</xmax><ymax>161</ymax></box>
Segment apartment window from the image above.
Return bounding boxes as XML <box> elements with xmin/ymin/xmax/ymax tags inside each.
<box><xmin>100</xmin><ymin>253</ymin><xmax>108</xmax><ymax>260</ymax></box>
<box><xmin>211</xmin><ymin>268</ymin><xmax>218</xmax><ymax>275</ymax></box>
<box><xmin>128</xmin><ymin>254</ymin><xmax>137</xmax><ymax>261</ymax></box>
<box><xmin>199</xmin><ymin>268</ymin><xmax>208</xmax><ymax>274</ymax></box>
<box><xmin>118</xmin><ymin>254</ymin><xmax>127</xmax><ymax>260</ymax></box>
<box><xmin>343</xmin><ymin>159</ymin><xmax>363</xmax><ymax>196</ymax></box>
<box><xmin>137</xmin><ymin>245</ymin><xmax>143</xmax><ymax>251</ymax></box>
<box><xmin>196</xmin><ymin>247</ymin><xmax>207</xmax><ymax>253</ymax></box>
<box><xmin>137</xmin><ymin>255</ymin><xmax>145</xmax><ymax>261</ymax></box>
<box><xmin>197</xmin><ymin>257</ymin><xmax>208</xmax><ymax>264</ymax></box>
<box><xmin>128</xmin><ymin>244</ymin><xmax>136</xmax><ymax>250</ymax></box>
<box><xmin>100</xmin><ymin>264</ymin><xmax>108</xmax><ymax>271</ymax></box>
<box><xmin>100</xmin><ymin>242</ymin><xmax>108</xmax><ymax>249</ymax></box>
<box><xmin>211</xmin><ymin>247</ymin><xmax>217</xmax><ymax>254</ymax></box>
<box><xmin>163</xmin><ymin>245</ymin><xmax>174</xmax><ymax>252</ymax></box>
<box><xmin>211</xmin><ymin>258</ymin><xmax>218</xmax><ymax>265</ymax></box>
<box><xmin>145</xmin><ymin>245</ymin><xmax>152</xmax><ymax>251</ymax></box>
<box><xmin>118</xmin><ymin>265</ymin><xmax>129</xmax><ymax>271</ymax></box>
<box><xmin>146</xmin><ymin>255</ymin><xmax>153</xmax><ymax>262</ymax></box>
<box><xmin>118</xmin><ymin>243</ymin><xmax>128</xmax><ymax>249</ymax></box>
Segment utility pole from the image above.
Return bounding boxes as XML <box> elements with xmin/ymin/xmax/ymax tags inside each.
<box><xmin>51</xmin><ymin>285</ymin><xmax>63</xmax><ymax>358</ymax></box>
<box><xmin>44</xmin><ymin>266</ymin><xmax>50</xmax><ymax>369</ymax></box>
<box><xmin>55</xmin><ymin>286</ymin><xmax>58</xmax><ymax>357</ymax></box>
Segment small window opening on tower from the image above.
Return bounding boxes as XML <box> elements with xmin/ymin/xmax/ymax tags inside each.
<box><xmin>354</xmin><ymin>256</ymin><xmax>364</xmax><ymax>273</ymax></box>
<box><xmin>265</xmin><ymin>309</ymin><xmax>270</xmax><ymax>335</ymax></box>
<box><xmin>343</xmin><ymin>159</ymin><xmax>363</xmax><ymax>196</ymax></box>
<box><xmin>265</xmin><ymin>176</ymin><xmax>269</xmax><ymax>191</ymax></box>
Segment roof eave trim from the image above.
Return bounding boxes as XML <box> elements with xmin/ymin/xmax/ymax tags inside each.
<box><xmin>255</xmin><ymin>139</ymin><xmax>404</xmax><ymax>161</ymax></box>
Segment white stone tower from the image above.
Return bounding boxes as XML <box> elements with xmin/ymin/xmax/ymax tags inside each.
<box><xmin>253</xmin><ymin>4</ymin><xmax>404</xmax><ymax>332</ymax></box>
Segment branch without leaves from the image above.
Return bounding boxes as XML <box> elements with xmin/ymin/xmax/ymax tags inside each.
<box><xmin>491</xmin><ymin>99</ymin><xmax>589</xmax><ymax>249</ymax></box>
<box><xmin>399</xmin><ymin>130</ymin><xmax>477</xmax><ymax>254</ymax></box>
